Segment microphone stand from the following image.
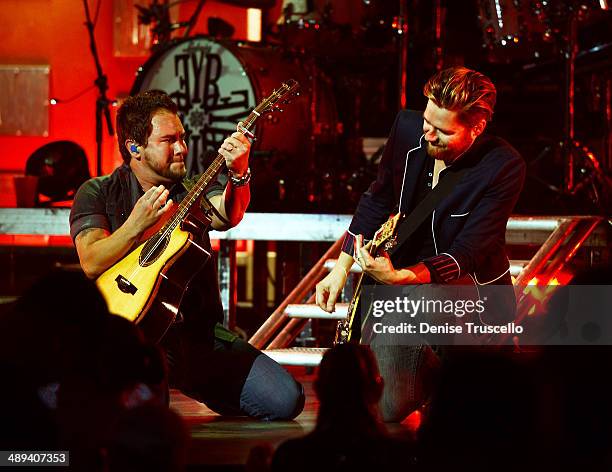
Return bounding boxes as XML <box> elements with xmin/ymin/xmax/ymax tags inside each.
<box><xmin>83</xmin><ymin>0</ymin><xmax>114</xmax><ymax>176</ymax></box>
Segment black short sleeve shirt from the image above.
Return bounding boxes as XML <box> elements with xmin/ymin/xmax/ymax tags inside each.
<box><xmin>69</xmin><ymin>164</ymin><xmax>227</xmax><ymax>336</ymax></box>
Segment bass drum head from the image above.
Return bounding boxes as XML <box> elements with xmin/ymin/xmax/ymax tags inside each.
<box><xmin>131</xmin><ymin>37</ymin><xmax>327</xmax><ymax>191</ymax></box>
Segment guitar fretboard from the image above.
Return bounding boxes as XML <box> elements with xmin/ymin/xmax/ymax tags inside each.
<box><xmin>139</xmin><ymin>79</ymin><xmax>299</xmax><ymax>267</ymax></box>
<box><xmin>160</xmin><ymin>112</ymin><xmax>258</xmax><ymax>236</ymax></box>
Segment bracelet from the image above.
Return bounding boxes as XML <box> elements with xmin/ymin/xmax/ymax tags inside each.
<box><xmin>229</xmin><ymin>167</ymin><xmax>251</xmax><ymax>187</ymax></box>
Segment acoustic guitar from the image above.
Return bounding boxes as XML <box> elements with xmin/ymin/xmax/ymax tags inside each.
<box><xmin>96</xmin><ymin>80</ymin><xmax>300</xmax><ymax>342</ymax></box>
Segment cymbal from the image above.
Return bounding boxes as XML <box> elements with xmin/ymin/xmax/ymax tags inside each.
<box><xmin>216</xmin><ymin>0</ymin><xmax>275</xmax><ymax>8</ymax></box>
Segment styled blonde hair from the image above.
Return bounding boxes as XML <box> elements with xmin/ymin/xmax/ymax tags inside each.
<box><xmin>423</xmin><ymin>67</ymin><xmax>496</xmax><ymax>126</ymax></box>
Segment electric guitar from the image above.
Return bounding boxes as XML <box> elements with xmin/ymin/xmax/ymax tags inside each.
<box><xmin>96</xmin><ymin>80</ymin><xmax>300</xmax><ymax>342</ymax></box>
<box><xmin>334</xmin><ymin>213</ymin><xmax>480</xmax><ymax>345</ymax></box>
<box><xmin>335</xmin><ymin>213</ymin><xmax>402</xmax><ymax>344</ymax></box>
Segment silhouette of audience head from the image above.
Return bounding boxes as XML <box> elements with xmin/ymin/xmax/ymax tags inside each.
<box><xmin>0</xmin><ymin>362</ymin><xmax>58</xmax><ymax>449</ymax></box>
<box><xmin>316</xmin><ymin>343</ymin><xmax>383</xmax><ymax>404</ymax></box>
<box><xmin>0</xmin><ymin>268</ymin><xmax>110</xmax><ymax>386</ymax></box>
<box><xmin>85</xmin><ymin>314</ymin><xmax>166</xmax><ymax>400</ymax></box>
<box><xmin>270</xmin><ymin>345</ymin><xmax>412</xmax><ymax>472</ymax></box>
<box><xmin>418</xmin><ymin>348</ymin><xmax>541</xmax><ymax>471</ymax></box>
<box><xmin>537</xmin><ymin>264</ymin><xmax>612</xmax><ymax>469</ymax></box>
<box><xmin>315</xmin><ymin>343</ymin><xmax>384</xmax><ymax>430</ymax></box>
<box><xmin>105</xmin><ymin>404</ymin><xmax>189</xmax><ymax>472</ymax></box>
<box><xmin>55</xmin><ymin>303</ymin><xmax>167</xmax><ymax>470</ymax></box>
<box><xmin>0</xmin><ymin>268</ymin><xmax>171</xmax><ymax>469</ymax></box>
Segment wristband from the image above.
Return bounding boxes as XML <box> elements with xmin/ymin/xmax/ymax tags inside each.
<box><xmin>229</xmin><ymin>167</ymin><xmax>251</xmax><ymax>187</ymax></box>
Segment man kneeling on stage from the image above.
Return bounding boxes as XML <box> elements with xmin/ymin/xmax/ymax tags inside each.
<box><xmin>70</xmin><ymin>90</ymin><xmax>304</xmax><ymax>420</ymax></box>
<box><xmin>316</xmin><ymin>67</ymin><xmax>525</xmax><ymax>422</ymax></box>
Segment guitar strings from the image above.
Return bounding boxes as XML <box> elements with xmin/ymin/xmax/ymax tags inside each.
<box><xmin>122</xmin><ymin>94</ymin><xmax>270</xmax><ymax>282</ymax></box>
<box><xmin>124</xmin><ymin>153</ymin><xmax>226</xmax><ymax>281</ymax></box>
<box><xmin>121</xmin><ymin>85</ymin><xmax>293</xmax><ymax>285</ymax></box>
<box><xmin>128</xmin><ymin>88</ymin><xmax>287</xmax><ymax>273</ymax></box>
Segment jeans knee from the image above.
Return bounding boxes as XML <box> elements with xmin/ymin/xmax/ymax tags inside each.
<box><xmin>263</xmin><ymin>379</ymin><xmax>305</xmax><ymax>421</ymax></box>
<box><xmin>380</xmin><ymin>398</ymin><xmax>419</xmax><ymax>423</ymax></box>
<box><xmin>282</xmin><ymin>381</ymin><xmax>305</xmax><ymax>420</ymax></box>
<box><xmin>240</xmin><ymin>355</ymin><xmax>305</xmax><ymax>420</ymax></box>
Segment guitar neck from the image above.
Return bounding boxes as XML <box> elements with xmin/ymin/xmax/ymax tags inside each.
<box><xmin>152</xmin><ymin>79</ymin><xmax>300</xmax><ymax>237</ymax></box>
<box><xmin>161</xmin><ymin>113</ymin><xmax>258</xmax><ymax>234</ymax></box>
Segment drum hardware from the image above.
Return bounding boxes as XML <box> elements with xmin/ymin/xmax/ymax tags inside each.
<box><xmin>25</xmin><ymin>141</ymin><xmax>91</xmax><ymax>204</ymax></box>
<box><xmin>136</xmin><ymin>0</ymin><xmax>275</xmax><ymax>51</ymax></box>
<box><xmin>136</xmin><ymin>0</ymin><xmax>207</xmax><ymax>51</ymax></box>
<box><xmin>272</xmin><ymin>0</ymin><xmax>385</xmax><ymax>60</ymax></box>
<box><xmin>136</xmin><ymin>0</ymin><xmax>174</xmax><ymax>47</ymax></box>
<box><xmin>477</xmin><ymin>0</ymin><xmax>553</xmax><ymax>63</ymax></box>
<box><xmin>522</xmin><ymin>4</ymin><xmax>611</xmax><ymax>213</ymax></box>
<box><xmin>127</xmin><ymin>0</ymin><xmax>398</xmax><ymax>211</ymax></box>
<box><xmin>207</xmin><ymin>17</ymin><xmax>235</xmax><ymax>38</ymax></box>
<box><xmin>433</xmin><ymin>0</ymin><xmax>445</xmax><ymax>72</ymax></box>
<box><xmin>82</xmin><ymin>0</ymin><xmax>115</xmax><ymax>177</ymax></box>
<box><xmin>525</xmin><ymin>140</ymin><xmax>610</xmax><ymax>213</ymax></box>
<box><xmin>554</xmin><ymin>6</ymin><xmax>609</xmax><ymax>210</ymax></box>
<box><xmin>131</xmin><ymin>36</ymin><xmax>340</xmax><ymax>210</ymax></box>
<box><xmin>183</xmin><ymin>0</ymin><xmax>207</xmax><ymax>38</ymax></box>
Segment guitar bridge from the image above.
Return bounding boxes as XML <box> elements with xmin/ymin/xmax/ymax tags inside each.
<box><xmin>115</xmin><ymin>275</ymin><xmax>137</xmax><ymax>295</ymax></box>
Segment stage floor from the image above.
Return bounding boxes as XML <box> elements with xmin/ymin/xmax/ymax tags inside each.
<box><xmin>170</xmin><ymin>369</ymin><xmax>420</xmax><ymax>469</ymax></box>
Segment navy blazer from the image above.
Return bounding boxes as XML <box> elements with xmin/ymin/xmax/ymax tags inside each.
<box><xmin>343</xmin><ymin>110</ymin><xmax>526</xmax><ymax>286</ymax></box>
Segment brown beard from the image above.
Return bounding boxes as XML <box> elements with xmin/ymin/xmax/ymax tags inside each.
<box><xmin>144</xmin><ymin>154</ymin><xmax>186</xmax><ymax>182</ymax></box>
<box><xmin>426</xmin><ymin>142</ymin><xmax>449</xmax><ymax>159</ymax></box>
<box><xmin>426</xmin><ymin>141</ymin><xmax>471</xmax><ymax>163</ymax></box>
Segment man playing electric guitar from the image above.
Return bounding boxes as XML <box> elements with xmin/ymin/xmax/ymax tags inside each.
<box><xmin>316</xmin><ymin>67</ymin><xmax>525</xmax><ymax>422</ymax></box>
<box><xmin>70</xmin><ymin>91</ymin><xmax>304</xmax><ymax>420</ymax></box>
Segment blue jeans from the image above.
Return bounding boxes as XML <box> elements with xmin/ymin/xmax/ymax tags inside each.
<box><xmin>369</xmin><ymin>343</ymin><xmax>440</xmax><ymax>422</ymax></box>
<box><xmin>367</xmin><ymin>281</ymin><xmax>516</xmax><ymax>422</ymax></box>
<box><xmin>163</xmin><ymin>324</ymin><xmax>304</xmax><ymax>421</ymax></box>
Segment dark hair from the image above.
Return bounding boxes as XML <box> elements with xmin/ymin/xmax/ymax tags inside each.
<box><xmin>116</xmin><ymin>90</ymin><xmax>178</xmax><ymax>163</ymax></box>
<box><xmin>423</xmin><ymin>66</ymin><xmax>497</xmax><ymax>126</ymax></box>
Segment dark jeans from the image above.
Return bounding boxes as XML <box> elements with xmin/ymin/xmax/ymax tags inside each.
<box><xmin>162</xmin><ymin>324</ymin><xmax>304</xmax><ymax>420</ymax></box>
<box><xmin>367</xmin><ymin>281</ymin><xmax>516</xmax><ymax>422</ymax></box>
<box><xmin>369</xmin><ymin>343</ymin><xmax>440</xmax><ymax>422</ymax></box>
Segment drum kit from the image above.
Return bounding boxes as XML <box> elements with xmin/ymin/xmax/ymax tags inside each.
<box><xmin>127</xmin><ymin>0</ymin><xmax>400</xmax><ymax>212</ymax></box>
<box><xmin>478</xmin><ymin>0</ymin><xmax>611</xmax><ymax>213</ymax></box>
<box><xmin>81</xmin><ymin>0</ymin><xmax>610</xmax><ymax>213</ymax></box>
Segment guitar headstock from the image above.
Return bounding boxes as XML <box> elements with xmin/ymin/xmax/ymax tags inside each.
<box><xmin>255</xmin><ymin>79</ymin><xmax>300</xmax><ymax>115</ymax></box>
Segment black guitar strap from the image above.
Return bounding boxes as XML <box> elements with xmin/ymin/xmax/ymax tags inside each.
<box><xmin>388</xmin><ymin>165</ymin><xmax>470</xmax><ymax>257</ymax></box>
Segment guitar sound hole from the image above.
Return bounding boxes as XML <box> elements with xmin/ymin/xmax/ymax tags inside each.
<box><xmin>139</xmin><ymin>233</ymin><xmax>171</xmax><ymax>267</ymax></box>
